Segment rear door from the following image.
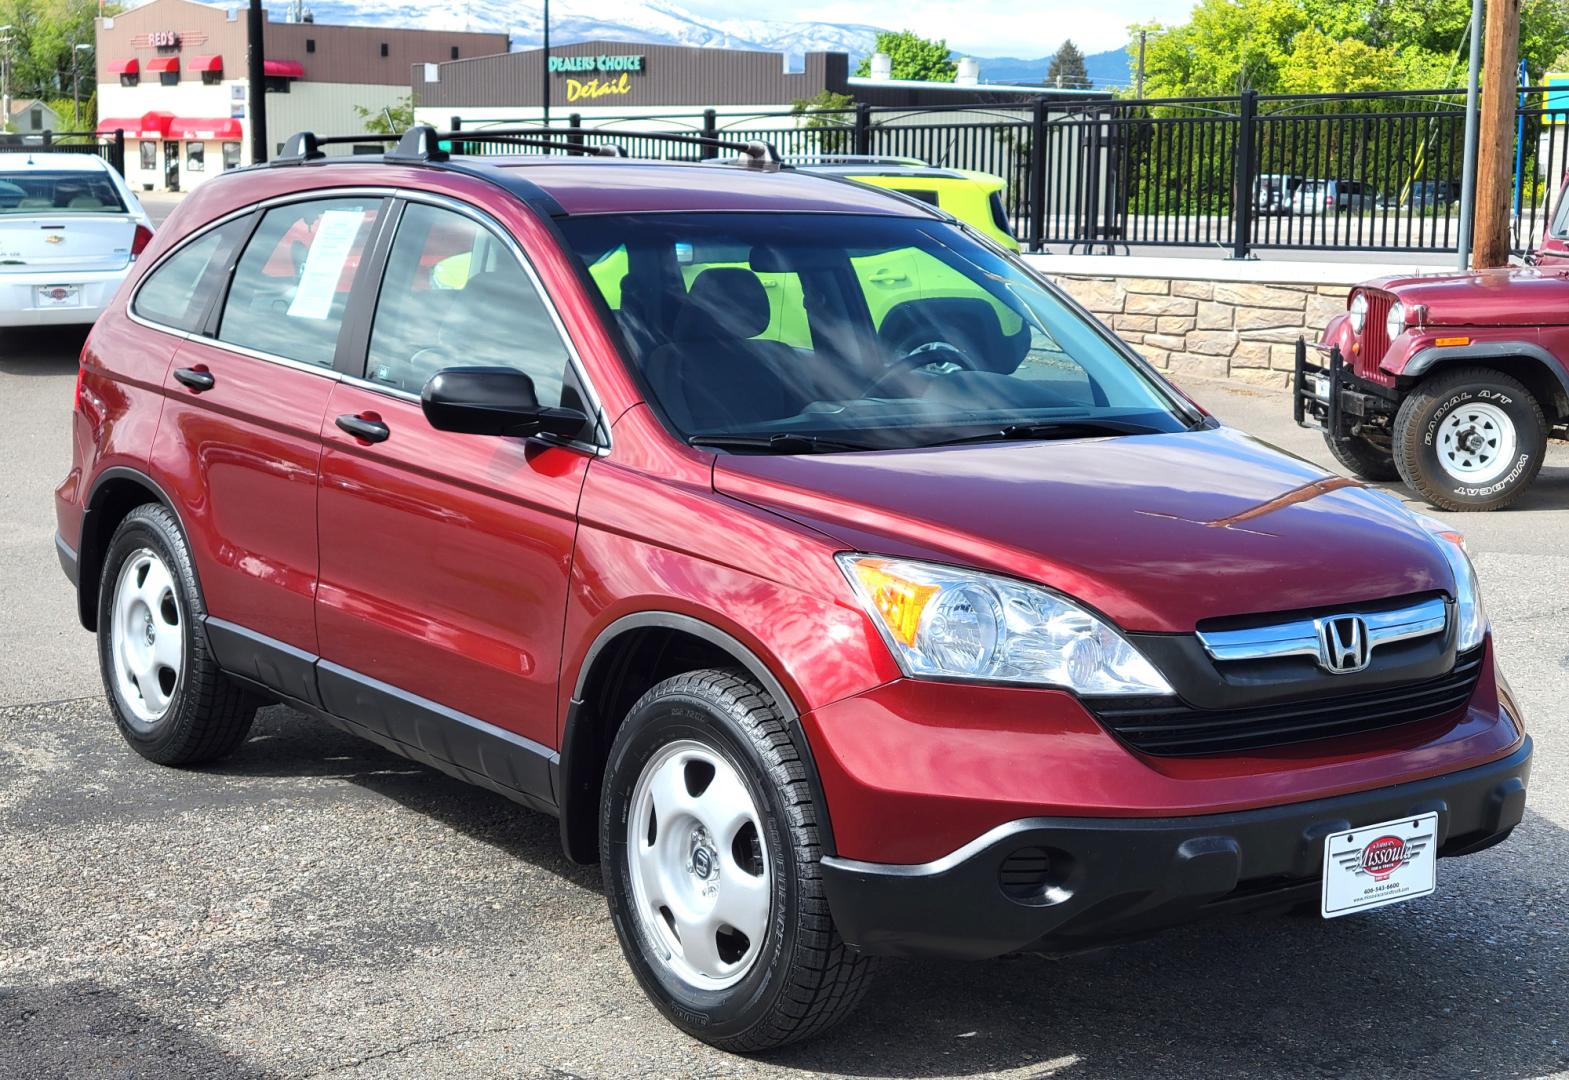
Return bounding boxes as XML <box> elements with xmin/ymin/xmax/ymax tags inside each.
<box><xmin>314</xmin><ymin>196</ymin><xmax>598</xmax><ymax>752</ymax></box>
<box><xmin>148</xmin><ymin>195</ymin><xmax>387</xmax><ymax>676</ymax></box>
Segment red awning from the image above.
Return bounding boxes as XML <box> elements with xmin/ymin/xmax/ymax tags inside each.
<box><xmin>144</xmin><ymin>56</ymin><xmax>179</xmax><ymax>74</ymax></box>
<box><xmin>108</xmin><ymin>58</ymin><xmax>139</xmax><ymax>76</ymax></box>
<box><xmin>137</xmin><ymin>112</ymin><xmax>175</xmax><ymax>138</ymax></box>
<box><xmin>264</xmin><ymin>59</ymin><xmax>304</xmax><ymax>78</ymax></box>
<box><xmin>96</xmin><ymin>117</ymin><xmax>139</xmax><ymax>136</ymax></box>
<box><xmin>187</xmin><ymin>55</ymin><xmax>224</xmax><ymax>74</ymax></box>
<box><xmin>171</xmin><ymin>117</ymin><xmax>243</xmax><ymax>141</ymax></box>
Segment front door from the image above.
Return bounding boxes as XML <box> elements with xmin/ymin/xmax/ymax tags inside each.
<box><xmin>150</xmin><ymin>195</ymin><xmax>386</xmax><ymax>666</ymax></box>
<box><xmin>315</xmin><ymin>199</ymin><xmax>597</xmax><ymax>750</ymax></box>
<box><xmin>163</xmin><ymin>141</ymin><xmax>180</xmax><ymax>192</ymax></box>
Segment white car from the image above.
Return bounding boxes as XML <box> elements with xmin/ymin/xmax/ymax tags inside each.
<box><xmin>0</xmin><ymin>152</ymin><xmax>153</xmax><ymax>328</ymax></box>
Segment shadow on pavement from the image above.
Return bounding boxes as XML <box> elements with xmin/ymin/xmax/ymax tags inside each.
<box><xmin>0</xmin><ymin>326</ymin><xmax>89</xmax><ymax>374</ymax></box>
<box><xmin>0</xmin><ymin>980</ymin><xmax>276</xmax><ymax>1080</ymax></box>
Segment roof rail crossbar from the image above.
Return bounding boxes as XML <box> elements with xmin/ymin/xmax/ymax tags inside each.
<box><xmin>447</xmin><ymin>134</ymin><xmax>626</xmax><ymax>157</ymax></box>
<box><xmin>275</xmin><ymin>131</ymin><xmax>398</xmax><ymax>164</ymax></box>
<box><xmin>398</xmin><ymin>124</ymin><xmax>781</xmax><ymax>167</ymax></box>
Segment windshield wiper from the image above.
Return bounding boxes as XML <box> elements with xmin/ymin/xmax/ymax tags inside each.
<box><xmin>688</xmin><ymin>433</ymin><xmax>880</xmax><ymax>454</ymax></box>
<box><xmin>921</xmin><ymin>419</ymin><xmax>1167</xmax><ymax>448</ymax></box>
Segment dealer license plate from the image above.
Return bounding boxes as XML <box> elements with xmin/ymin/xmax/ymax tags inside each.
<box><xmin>1313</xmin><ymin>374</ymin><xmax>1330</xmax><ymax>401</ymax></box>
<box><xmin>1321</xmin><ymin>812</ymin><xmax>1438</xmax><ymax>918</ymax></box>
<box><xmin>35</xmin><ymin>285</ymin><xmax>80</xmax><ymax>309</ymax></box>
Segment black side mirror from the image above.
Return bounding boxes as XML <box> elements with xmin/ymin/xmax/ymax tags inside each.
<box><xmin>421</xmin><ymin>366</ymin><xmax>589</xmax><ymax>440</ymax></box>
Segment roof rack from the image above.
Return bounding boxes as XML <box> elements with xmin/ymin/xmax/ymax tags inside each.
<box><xmin>444</xmin><ymin>134</ymin><xmax>626</xmax><ymax>157</ymax></box>
<box><xmin>275</xmin><ymin>131</ymin><xmax>399</xmax><ymax>164</ymax></box>
<box><xmin>782</xmin><ymin>154</ymin><xmax>929</xmax><ymax>167</ymax></box>
<box><xmin>389</xmin><ymin>124</ymin><xmax>782</xmax><ymax>168</ymax></box>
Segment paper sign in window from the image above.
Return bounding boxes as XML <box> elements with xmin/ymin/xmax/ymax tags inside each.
<box><xmin>286</xmin><ymin>210</ymin><xmax>367</xmax><ymax>321</ymax></box>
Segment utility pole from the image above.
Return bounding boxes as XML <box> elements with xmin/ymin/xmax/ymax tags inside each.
<box><xmin>247</xmin><ymin>0</ymin><xmax>268</xmax><ymax>164</ymax></box>
<box><xmin>0</xmin><ymin>26</ymin><xmax>14</xmax><ymax>136</ymax></box>
<box><xmin>1135</xmin><ymin>30</ymin><xmax>1147</xmax><ymax>100</ymax></box>
<box><xmin>541</xmin><ymin>0</ymin><xmax>550</xmax><ymax>125</ymax></box>
<box><xmin>73</xmin><ymin>42</ymin><xmax>92</xmax><ymax>124</ymax></box>
<box><xmin>1472</xmin><ymin>0</ymin><xmax>1521</xmax><ymax>267</ymax></box>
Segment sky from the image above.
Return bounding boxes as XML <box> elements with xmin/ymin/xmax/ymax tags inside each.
<box><xmin>686</xmin><ymin>0</ymin><xmax>1197</xmax><ymax>57</ymax></box>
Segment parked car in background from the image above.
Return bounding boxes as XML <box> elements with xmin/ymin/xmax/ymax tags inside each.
<box><xmin>1296</xmin><ymin>170</ymin><xmax>1569</xmax><ymax>510</ymax></box>
<box><xmin>1293</xmin><ymin>179</ymin><xmax>1379</xmax><ymax>214</ymax></box>
<box><xmin>1253</xmin><ymin>173</ymin><xmax>1305</xmax><ymax>214</ymax></box>
<box><xmin>784</xmin><ymin>155</ymin><xmax>1021</xmax><ymax>251</ymax></box>
<box><xmin>57</xmin><ymin>127</ymin><xmax>1530</xmax><ymax>1051</ymax></box>
<box><xmin>1380</xmin><ymin>180</ymin><xmax>1462</xmax><ymax>211</ymax></box>
<box><xmin>0</xmin><ymin>153</ymin><xmax>152</xmax><ymax>328</ymax></box>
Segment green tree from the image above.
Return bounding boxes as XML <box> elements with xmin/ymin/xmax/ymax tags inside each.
<box><xmin>0</xmin><ymin>0</ymin><xmax>101</xmax><ymax>102</ymax></box>
<box><xmin>790</xmin><ymin>89</ymin><xmax>854</xmax><ymax>152</ymax></box>
<box><xmin>1046</xmin><ymin>39</ymin><xmax>1089</xmax><ymax>88</ymax></box>
<box><xmin>352</xmin><ymin>97</ymin><xmax>415</xmax><ymax>135</ymax></box>
<box><xmin>853</xmin><ymin>30</ymin><xmax>957</xmax><ymax>82</ymax></box>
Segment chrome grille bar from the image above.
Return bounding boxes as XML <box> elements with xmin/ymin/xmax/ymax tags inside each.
<box><xmin>1196</xmin><ymin>597</ymin><xmax>1448</xmax><ymax>664</ymax></box>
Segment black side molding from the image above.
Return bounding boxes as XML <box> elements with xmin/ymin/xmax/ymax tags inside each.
<box><xmin>55</xmin><ymin>533</ymin><xmax>79</xmax><ymax>589</ymax></box>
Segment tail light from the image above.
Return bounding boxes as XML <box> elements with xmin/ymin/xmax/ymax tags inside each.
<box><xmin>1325</xmin><ymin>193</ymin><xmax>1333</xmax><ymax>206</ymax></box>
<box><xmin>131</xmin><ymin>224</ymin><xmax>154</xmax><ymax>259</ymax></box>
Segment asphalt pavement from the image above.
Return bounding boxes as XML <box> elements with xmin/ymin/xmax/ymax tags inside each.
<box><xmin>0</xmin><ymin>305</ymin><xmax>1565</xmax><ymax>1078</ymax></box>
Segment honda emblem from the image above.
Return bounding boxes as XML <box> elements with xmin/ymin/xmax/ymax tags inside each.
<box><xmin>1317</xmin><ymin>615</ymin><xmax>1370</xmax><ymax>674</ymax></box>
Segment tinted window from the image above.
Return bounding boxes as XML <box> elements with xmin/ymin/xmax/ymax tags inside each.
<box><xmin>133</xmin><ymin>218</ymin><xmax>248</xmax><ymax>332</ymax></box>
<box><xmin>218</xmin><ymin>198</ymin><xmax>381</xmax><ymax>368</ymax></box>
<box><xmin>0</xmin><ymin>170</ymin><xmax>126</xmax><ymax>214</ymax></box>
<box><xmin>364</xmin><ymin>202</ymin><xmax>570</xmax><ymax>404</ymax></box>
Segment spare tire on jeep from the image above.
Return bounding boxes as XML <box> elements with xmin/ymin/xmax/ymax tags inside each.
<box><xmin>1392</xmin><ymin>366</ymin><xmax>1548</xmax><ymax>512</ymax></box>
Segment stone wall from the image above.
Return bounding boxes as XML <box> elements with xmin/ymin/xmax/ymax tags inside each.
<box><xmin>1046</xmin><ymin>275</ymin><xmax>1350</xmax><ymax>384</ymax></box>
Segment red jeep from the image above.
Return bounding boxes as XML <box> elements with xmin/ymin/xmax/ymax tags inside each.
<box><xmin>57</xmin><ymin>127</ymin><xmax>1530</xmax><ymax>1051</ymax></box>
<box><xmin>1296</xmin><ymin>202</ymin><xmax>1569</xmax><ymax>511</ymax></box>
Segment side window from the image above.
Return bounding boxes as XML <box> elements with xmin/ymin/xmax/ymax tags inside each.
<box><xmin>132</xmin><ymin>218</ymin><xmax>249</xmax><ymax>333</ymax></box>
<box><xmin>365</xmin><ymin>202</ymin><xmax>571</xmax><ymax>405</ymax></box>
<box><xmin>218</xmin><ymin>198</ymin><xmax>382</xmax><ymax>368</ymax></box>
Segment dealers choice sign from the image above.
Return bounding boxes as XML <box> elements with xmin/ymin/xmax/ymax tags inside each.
<box><xmin>549</xmin><ymin>54</ymin><xmax>645</xmax><ymax>101</ymax></box>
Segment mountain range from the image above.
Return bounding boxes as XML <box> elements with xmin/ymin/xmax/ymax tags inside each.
<box><xmin>189</xmin><ymin>0</ymin><xmax>1134</xmax><ymax>88</ymax></box>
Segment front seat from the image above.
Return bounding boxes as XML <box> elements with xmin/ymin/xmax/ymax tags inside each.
<box><xmin>642</xmin><ymin>268</ymin><xmax>806</xmax><ymax>434</ymax></box>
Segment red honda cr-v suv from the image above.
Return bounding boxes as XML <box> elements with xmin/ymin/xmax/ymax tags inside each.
<box><xmin>55</xmin><ymin>126</ymin><xmax>1530</xmax><ymax>1052</ymax></box>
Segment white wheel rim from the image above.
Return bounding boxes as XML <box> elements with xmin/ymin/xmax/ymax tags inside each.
<box><xmin>109</xmin><ymin>547</ymin><xmax>184</xmax><ymax>729</ymax></box>
<box><xmin>1436</xmin><ymin>402</ymin><xmax>1517</xmax><ymax>484</ymax></box>
<box><xmin>626</xmin><ymin>739</ymin><xmax>770</xmax><ymax>991</ymax></box>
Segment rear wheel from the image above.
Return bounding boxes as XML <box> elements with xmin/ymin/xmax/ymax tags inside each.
<box><xmin>1392</xmin><ymin>367</ymin><xmax>1547</xmax><ymax>512</ymax></box>
<box><xmin>600</xmin><ymin>668</ymin><xmax>874</xmax><ymax>1052</ymax></box>
<box><xmin>1323</xmin><ymin>430</ymin><xmax>1400</xmax><ymax>482</ymax></box>
<box><xmin>97</xmin><ymin>503</ymin><xmax>261</xmax><ymax>765</ymax></box>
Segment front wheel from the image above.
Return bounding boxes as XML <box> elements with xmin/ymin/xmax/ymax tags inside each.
<box><xmin>600</xmin><ymin>669</ymin><xmax>875</xmax><ymax>1052</ymax></box>
<box><xmin>1323</xmin><ymin>430</ymin><xmax>1400</xmax><ymax>482</ymax></box>
<box><xmin>1392</xmin><ymin>367</ymin><xmax>1548</xmax><ymax>512</ymax></box>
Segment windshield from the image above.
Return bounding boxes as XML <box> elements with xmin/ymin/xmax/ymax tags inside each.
<box><xmin>0</xmin><ymin>170</ymin><xmax>127</xmax><ymax>214</ymax></box>
<box><xmin>557</xmin><ymin>213</ymin><xmax>1193</xmax><ymax>450</ymax></box>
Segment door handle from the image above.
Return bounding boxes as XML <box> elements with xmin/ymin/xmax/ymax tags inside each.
<box><xmin>335</xmin><ymin>413</ymin><xmax>390</xmax><ymax>443</ymax></box>
<box><xmin>867</xmin><ymin>272</ymin><xmax>908</xmax><ymax>285</ymax></box>
<box><xmin>172</xmin><ymin>366</ymin><xmax>215</xmax><ymax>392</ymax></box>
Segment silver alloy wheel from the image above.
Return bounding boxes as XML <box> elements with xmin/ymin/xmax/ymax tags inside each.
<box><xmin>1436</xmin><ymin>402</ymin><xmax>1517</xmax><ymax>483</ymax></box>
<box><xmin>626</xmin><ymin>739</ymin><xmax>771</xmax><ymax>991</ymax></box>
<box><xmin>109</xmin><ymin>547</ymin><xmax>184</xmax><ymax>729</ymax></box>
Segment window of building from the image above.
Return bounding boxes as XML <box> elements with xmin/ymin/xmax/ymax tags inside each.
<box><xmin>140</xmin><ymin>141</ymin><xmax>156</xmax><ymax>171</ymax></box>
<box><xmin>264</xmin><ymin>76</ymin><xmax>291</xmax><ymax>93</ymax></box>
<box><xmin>160</xmin><ymin>70</ymin><xmax>179</xmax><ymax>87</ymax></box>
<box><xmin>120</xmin><ymin>73</ymin><xmax>139</xmax><ymax>87</ymax></box>
<box><xmin>133</xmin><ymin>218</ymin><xmax>250</xmax><ymax>332</ymax></box>
<box><xmin>380</xmin><ymin>43</ymin><xmax>389</xmax><ymax>57</ymax></box>
<box><xmin>29</xmin><ymin>107</ymin><xmax>43</xmax><ymax>131</ymax></box>
<box><xmin>186</xmin><ymin>142</ymin><xmax>205</xmax><ymax>172</ymax></box>
<box><xmin>306</xmin><ymin>38</ymin><xmax>316</xmax><ymax>53</ymax></box>
<box><xmin>451</xmin><ymin>46</ymin><xmax>460</xmax><ymax>60</ymax></box>
<box><xmin>218</xmin><ymin>198</ymin><xmax>382</xmax><ymax>368</ymax></box>
<box><xmin>201</xmin><ymin>69</ymin><xmax>222</xmax><ymax>86</ymax></box>
<box><xmin>364</xmin><ymin>202</ymin><xmax>570</xmax><ymax>405</ymax></box>
<box><xmin>222</xmin><ymin>142</ymin><xmax>241</xmax><ymax>170</ymax></box>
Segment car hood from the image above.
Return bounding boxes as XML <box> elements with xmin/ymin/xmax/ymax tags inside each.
<box><xmin>1368</xmin><ymin>267</ymin><xmax>1569</xmax><ymax>326</ymax></box>
<box><xmin>714</xmin><ymin>426</ymin><xmax>1452</xmax><ymax>633</ymax></box>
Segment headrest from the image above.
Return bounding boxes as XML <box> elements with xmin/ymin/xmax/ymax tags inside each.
<box><xmin>674</xmin><ymin>268</ymin><xmax>771</xmax><ymax>341</ymax></box>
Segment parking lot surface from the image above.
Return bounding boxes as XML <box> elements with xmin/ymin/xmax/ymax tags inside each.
<box><xmin>1</xmin><ymin>319</ymin><xmax>1565</xmax><ymax>1079</ymax></box>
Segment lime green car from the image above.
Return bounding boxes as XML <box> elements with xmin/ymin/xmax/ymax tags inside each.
<box><xmin>789</xmin><ymin>157</ymin><xmax>1021</xmax><ymax>253</ymax></box>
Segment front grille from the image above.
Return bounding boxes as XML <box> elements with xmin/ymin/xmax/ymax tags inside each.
<box><xmin>1356</xmin><ymin>291</ymin><xmax>1394</xmax><ymax>382</ymax></box>
<box><xmin>1090</xmin><ymin>648</ymin><xmax>1484</xmax><ymax>757</ymax></box>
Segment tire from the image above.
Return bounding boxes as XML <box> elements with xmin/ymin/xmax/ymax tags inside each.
<box><xmin>600</xmin><ymin>668</ymin><xmax>875</xmax><ymax>1052</ymax></box>
<box><xmin>97</xmin><ymin>502</ymin><xmax>260</xmax><ymax>765</ymax></box>
<box><xmin>1323</xmin><ymin>430</ymin><xmax>1400</xmax><ymax>482</ymax></box>
<box><xmin>1392</xmin><ymin>366</ymin><xmax>1548</xmax><ymax>512</ymax></box>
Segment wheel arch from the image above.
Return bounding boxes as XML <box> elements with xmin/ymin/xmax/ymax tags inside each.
<box><xmin>1402</xmin><ymin>343</ymin><xmax>1569</xmax><ymax>424</ymax></box>
<box><xmin>556</xmin><ymin>611</ymin><xmax>835</xmax><ymax>865</ymax></box>
<box><xmin>77</xmin><ymin>466</ymin><xmax>186</xmax><ymax>632</ymax></box>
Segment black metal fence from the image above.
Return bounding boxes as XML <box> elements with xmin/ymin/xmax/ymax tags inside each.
<box><xmin>0</xmin><ymin>129</ymin><xmax>126</xmax><ymax>176</ymax></box>
<box><xmin>453</xmin><ymin>89</ymin><xmax>1568</xmax><ymax>259</ymax></box>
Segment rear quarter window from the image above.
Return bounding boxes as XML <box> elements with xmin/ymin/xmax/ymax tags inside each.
<box><xmin>132</xmin><ymin>217</ymin><xmax>250</xmax><ymax>333</ymax></box>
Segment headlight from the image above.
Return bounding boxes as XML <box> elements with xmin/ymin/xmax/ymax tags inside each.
<box><xmin>837</xmin><ymin>554</ymin><xmax>1174</xmax><ymax>695</ymax></box>
<box><xmin>1385</xmin><ymin>301</ymin><xmax>1406</xmax><ymax>342</ymax></box>
<box><xmin>1348</xmin><ymin>292</ymin><xmax>1368</xmax><ymax>333</ymax></box>
<box><xmin>1415</xmin><ymin>518</ymin><xmax>1488</xmax><ymax>650</ymax></box>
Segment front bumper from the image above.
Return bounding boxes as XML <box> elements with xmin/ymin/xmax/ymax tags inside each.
<box><xmin>1292</xmin><ymin>338</ymin><xmax>1399</xmax><ymax>437</ymax></box>
<box><xmin>820</xmin><ymin>737</ymin><xmax>1530</xmax><ymax>960</ymax></box>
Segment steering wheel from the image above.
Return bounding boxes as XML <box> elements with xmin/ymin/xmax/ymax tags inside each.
<box><xmin>863</xmin><ymin>341</ymin><xmax>980</xmax><ymax>398</ymax></box>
